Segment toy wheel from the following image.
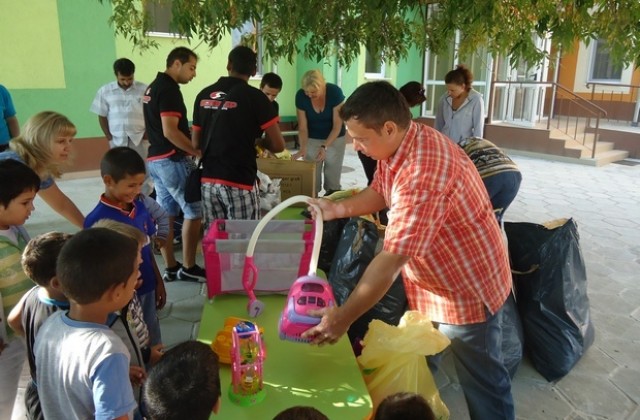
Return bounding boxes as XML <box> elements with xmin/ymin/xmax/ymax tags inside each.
<box><xmin>248</xmin><ymin>299</ymin><xmax>265</xmax><ymax>317</ymax></box>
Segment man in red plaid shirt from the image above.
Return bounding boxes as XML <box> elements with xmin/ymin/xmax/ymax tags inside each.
<box><xmin>305</xmin><ymin>81</ymin><xmax>518</xmax><ymax>420</ymax></box>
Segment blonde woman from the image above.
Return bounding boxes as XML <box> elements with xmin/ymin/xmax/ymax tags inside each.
<box><xmin>293</xmin><ymin>70</ymin><xmax>346</xmax><ymax>195</ymax></box>
<box><xmin>0</xmin><ymin>111</ymin><xmax>84</xmax><ymax>227</ymax></box>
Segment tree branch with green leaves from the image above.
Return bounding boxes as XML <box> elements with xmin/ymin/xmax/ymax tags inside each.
<box><xmin>100</xmin><ymin>0</ymin><xmax>640</xmax><ymax>68</ymax></box>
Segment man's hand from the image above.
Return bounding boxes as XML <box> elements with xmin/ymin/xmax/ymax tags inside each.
<box><xmin>301</xmin><ymin>306</ymin><xmax>350</xmax><ymax>346</ymax></box>
<box><xmin>307</xmin><ymin>198</ymin><xmax>341</xmax><ymax>221</ymax></box>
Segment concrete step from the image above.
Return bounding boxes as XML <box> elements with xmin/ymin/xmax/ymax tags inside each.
<box><xmin>591</xmin><ymin>149</ymin><xmax>630</xmax><ymax>166</ymax></box>
<box><xmin>549</xmin><ymin>136</ymin><xmax>625</xmax><ymax>162</ymax></box>
<box><xmin>487</xmin><ymin>121</ymin><xmax>633</xmax><ymax>165</ymax></box>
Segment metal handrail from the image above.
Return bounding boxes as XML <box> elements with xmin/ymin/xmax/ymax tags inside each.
<box><xmin>490</xmin><ymin>80</ymin><xmax>607</xmax><ymax>158</ymax></box>
<box><xmin>586</xmin><ymin>81</ymin><xmax>640</xmax><ymax>89</ymax></box>
<box><xmin>586</xmin><ymin>82</ymin><xmax>640</xmax><ymax>125</ymax></box>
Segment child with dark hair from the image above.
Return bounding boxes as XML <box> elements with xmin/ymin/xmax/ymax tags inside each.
<box><xmin>85</xmin><ymin>146</ymin><xmax>169</xmax><ymax>350</ymax></box>
<box><xmin>8</xmin><ymin>232</ymin><xmax>72</xmax><ymax>420</ymax></box>
<box><xmin>374</xmin><ymin>392</ymin><xmax>436</xmax><ymax>420</ymax></box>
<box><xmin>35</xmin><ymin>227</ymin><xmax>141</xmax><ymax>419</ymax></box>
<box><xmin>0</xmin><ymin>159</ymin><xmax>40</xmax><ymax>419</ymax></box>
<box><xmin>144</xmin><ymin>340</ymin><xmax>221</xmax><ymax>420</ymax></box>
<box><xmin>92</xmin><ymin>218</ymin><xmax>164</xmax><ymax>416</ymax></box>
<box><xmin>399</xmin><ymin>81</ymin><xmax>427</xmax><ymax>108</ymax></box>
<box><xmin>260</xmin><ymin>72</ymin><xmax>283</xmax><ymax>114</ymax></box>
<box><xmin>273</xmin><ymin>406</ymin><xmax>329</xmax><ymax>420</ymax></box>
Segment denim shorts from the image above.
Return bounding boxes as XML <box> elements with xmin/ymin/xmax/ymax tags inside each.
<box><xmin>147</xmin><ymin>157</ymin><xmax>202</xmax><ymax>220</ymax></box>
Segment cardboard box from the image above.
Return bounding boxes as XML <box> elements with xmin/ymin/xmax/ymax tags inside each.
<box><xmin>257</xmin><ymin>158</ymin><xmax>316</xmax><ymax>203</ymax></box>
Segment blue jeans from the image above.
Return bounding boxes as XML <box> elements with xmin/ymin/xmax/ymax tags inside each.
<box><xmin>438</xmin><ymin>296</ymin><xmax>518</xmax><ymax>420</ymax></box>
<box><xmin>138</xmin><ymin>290</ymin><xmax>162</xmax><ymax>347</ymax></box>
<box><xmin>483</xmin><ymin>171</ymin><xmax>522</xmax><ymax>221</ymax></box>
<box><xmin>147</xmin><ymin>157</ymin><xmax>202</xmax><ymax>220</ymax></box>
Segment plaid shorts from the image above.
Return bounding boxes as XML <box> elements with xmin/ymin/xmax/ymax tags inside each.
<box><xmin>202</xmin><ymin>182</ymin><xmax>260</xmax><ymax>231</ymax></box>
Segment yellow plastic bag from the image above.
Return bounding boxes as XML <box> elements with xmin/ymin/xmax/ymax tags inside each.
<box><xmin>357</xmin><ymin>311</ymin><xmax>451</xmax><ymax>419</ymax></box>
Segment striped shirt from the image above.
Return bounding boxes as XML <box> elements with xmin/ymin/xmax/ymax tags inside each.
<box><xmin>371</xmin><ymin>122</ymin><xmax>511</xmax><ymax>324</ymax></box>
<box><xmin>0</xmin><ymin>225</ymin><xmax>31</xmax><ymax>339</ymax></box>
<box><xmin>90</xmin><ymin>80</ymin><xmax>147</xmax><ymax>146</ymax></box>
<box><xmin>459</xmin><ymin>137</ymin><xmax>520</xmax><ymax>179</ymax></box>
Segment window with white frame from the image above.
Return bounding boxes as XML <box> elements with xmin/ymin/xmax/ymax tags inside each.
<box><xmin>231</xmin><ymin>21</ymin><xmax>266</xmax><ymax>76</ymax></box>
<box><xmin>144</xmin><ymin>1</ymin><xmax>181</xmax><ymax>37</ymax></box>
<box><xmin>364</xmin><ymin>49</ymin><xmax>386</xmax><ymax>79</ymax></box>
<box><xmin>589</xmin><ymin>38</ymin><xmax>623</xmax><ymax>82</ymax></box>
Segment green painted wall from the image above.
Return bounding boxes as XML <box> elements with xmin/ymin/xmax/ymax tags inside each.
<box><xmin>2</xmin><ymin>2</ymin><xmax>427</xmax><ymax>138</ymax></box>
<box><xmin>396</xmin><ymin>45</ymin><xmax>426</xmax><ymax>117</ymax></box>
<box><xmin>116</xmin><ymin>34</ymin><xmax>299</xmax><ymax>121</ymax></box>
<box><xmin>2</xmin><ymin>1</ymin><xmax>298</xmax><ymax>139</ymax></box>
<box><xmin>2</xmin><ymin>0</ymin><xmax>117</xmax><ymax>138</ymax></box>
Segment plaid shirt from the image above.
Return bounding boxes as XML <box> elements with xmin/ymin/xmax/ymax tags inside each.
<box><xmin>371</xmin><ymin>122</ymin><xmax>511</xmax><ymax>324</ymax></box>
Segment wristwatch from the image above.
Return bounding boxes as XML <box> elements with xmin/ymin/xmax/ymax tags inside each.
<box><xmin>320</xmin><ymin>145</ymin><xmax>327</xmax><ymax>150</ymax></box>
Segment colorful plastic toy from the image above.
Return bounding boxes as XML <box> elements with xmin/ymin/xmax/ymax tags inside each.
<box><xmin>228</xmin><ymin>321</ymin><xmax>266</xmax><ymax>406</ymax></box>
<box><xmin>242</xmin><ymin>195</ymin><xmax>324</xmax><ymax>317</ymax></box>
<box><xmin>212</xmin><ymin>316</ymin><xmax>265</xmax><ymax>364</ymax></box>
<box><xmin>240</xmin><ymin>195</ymin><xmax>335</xmax><ymax>342</ymax></box>
<box><xmin>278</xmin><ymin>275</ymin><xmax>335</xmax><ymax>342</ymax></box>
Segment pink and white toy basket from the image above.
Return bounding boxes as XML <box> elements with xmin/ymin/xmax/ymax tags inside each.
<box><xmin>203</xmin><ymin>196</ymin><xmax>316</xmax><ymax>301</ymax></box>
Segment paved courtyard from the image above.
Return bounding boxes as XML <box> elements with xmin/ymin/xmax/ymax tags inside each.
<box><xmin>17</xmin><ymin>146</ymin><xmax>640</xmax><ymax>419</ymax></box>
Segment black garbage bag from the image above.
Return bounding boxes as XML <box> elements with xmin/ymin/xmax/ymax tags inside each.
<box><xmin>505</xmin><ymin>218</ymin><xmax>595</xmax><ymax>382</ymax></box>
<box><xmin>328</xmin><ymin>218</ymin><xmax>408</xmax><ymax>355</ymax></box>
<box><xmin>317</xmin><ymin>218</ymin><xmax>349</xmax><ymax>275</ymax></box>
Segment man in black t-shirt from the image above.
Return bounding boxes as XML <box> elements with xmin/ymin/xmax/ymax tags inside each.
<box><xmin>143</xmin><ymin>46</ymin><xmax>206</xmax><ymax>283</ymax></box>
<box><xmin>192</xmin><ymin>46</ymin><xmax>285</xmax><ymax>228</ymax></box>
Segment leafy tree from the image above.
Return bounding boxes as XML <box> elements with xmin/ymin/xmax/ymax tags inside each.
<box><xmin>101</xmin><ymin>0</ymin><xmax>640</xmax><ymax>68</ymax></box>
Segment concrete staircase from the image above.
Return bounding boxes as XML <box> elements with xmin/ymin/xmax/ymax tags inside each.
<box><xmin>547</xmin><ymin>126</ymin><xmax>629</xmax><ymax>165</ymax></box>
<box><xmin>485</xmin><ymin>119</ymin><xmax>629</xmax><ymax>166</ymax></box>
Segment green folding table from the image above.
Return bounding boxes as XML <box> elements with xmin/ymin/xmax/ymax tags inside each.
<box><xmin>197</xmin><ymin>294</ymin><xmax>373</xmax><ymax>419</ymax></box>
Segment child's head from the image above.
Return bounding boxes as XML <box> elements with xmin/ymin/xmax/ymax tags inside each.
<box><xmin>260</xmin><ymin>72</ymin><xmax>283</xmax><ymax>102</ymax></box>
<box><xmin>56</xmin><ymin>227</ymin><xmax>140</xmax><ymax>309</ymax></box>
<box><xmin>399</xmin><ymin>81</ymin><xmax>427</xmax><ymax>108</ymax></box>
<box><xmin>100</xmin><ymin>147</ymin><xmax>146</xmax><ymax>204</ymax></box>
<box><xmin>273</xmin><ymin>406</ymin><xmax>329</xmax><ymax>420</ymax></box>
<box><xmin>144</xmin><ymin>340</ymin><xmax>221</xmax><ymax>420</ymax></box>
<box><xmin>90</xmin><ymin>219</ymin><xmax>146</xmax><ymax>290</ymax></box>
<box><xmin>90</xmin><ymin>218</ymin><xmax>147</xmax><ymax>246</ymax></box>
<box><xmin>21</xmin><ymin>232</ymin><xmax>72</xmax><ymax>287</ymax></box>
<box><xmin>0</xmin><ymin>159</ymin><xmax>41</xmax><ymax>228</ymax></box>
<box><xmin>374</xmin><ymin>392</ymin><xmax>435</xmax><ymax>420</ymax></box>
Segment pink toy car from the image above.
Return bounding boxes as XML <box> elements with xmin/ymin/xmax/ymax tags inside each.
<box><xmin>278</xmin><ymin>275</ymin><xmax>335</xmax><ymax>343</ymax></box>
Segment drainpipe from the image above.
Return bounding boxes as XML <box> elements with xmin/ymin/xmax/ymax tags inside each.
<box><xmin>487</xmin><ymin>54</ymin><xmax>499</xmax><ymax>124</ymax></box>
<box><xmin>548</xmin><ymin>45</ymin><xmax>561</xmax><ymax>130</ymax></box>
<box><xmin>632</xmin><ymin>90</ymin><xmax>640</xmax><ymax>127</ymax></box>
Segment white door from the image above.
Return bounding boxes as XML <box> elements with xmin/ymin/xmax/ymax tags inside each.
<box><xmin>494</xmin><ymin>35</ymin><xmax>551</xmax><ymax>127</ymax></box>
